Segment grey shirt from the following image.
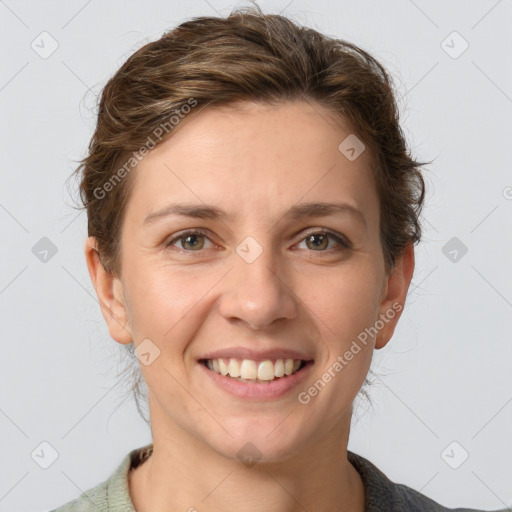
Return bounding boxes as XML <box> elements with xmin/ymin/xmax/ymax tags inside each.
<box><xmin>49</xmin><ymin>444</ymin><xmax>509</xmax><ymax>511</ymax></box>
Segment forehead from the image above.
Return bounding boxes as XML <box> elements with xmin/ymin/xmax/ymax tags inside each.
<box><xmin>125</xmin><ymin>100</ymin><xmax>379</xmax><ymax>230</ymax></box>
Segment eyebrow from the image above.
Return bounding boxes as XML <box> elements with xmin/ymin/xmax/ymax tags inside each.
<box><xmin>143</xmin><ymin>201</ymin><xmax>367</xmax><ymax>229</ymax></box>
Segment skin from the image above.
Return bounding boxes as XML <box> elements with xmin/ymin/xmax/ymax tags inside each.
<box><xmin>85</xmin><ymin>100</ymin><xmax>415</xmax><ymax>512</ymax></box>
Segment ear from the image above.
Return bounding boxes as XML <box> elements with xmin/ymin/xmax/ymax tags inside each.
<box><xmin>84</xmin><ymin>236</ymin><xmax>132</xmax><ymax>345</ymax></box>
<box><xmin>374</xmin><ymin>242</ymin><xmax>415</xmax><ymax>350</ymax></box>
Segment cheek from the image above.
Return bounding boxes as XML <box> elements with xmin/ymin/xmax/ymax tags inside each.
<box><xmin>303</xmin><ymin>264</ymin><xmax>383</xmax><ymax>342</ymax></box>
<box><xmin>124</xmin><ymin>264</ymin><xmax>216</xmax><ymax>346</ymax></box>
<box><xmin>295</xmin><ymin>268</ymin><xmax>380</xmax><ymax>424</ymax></box>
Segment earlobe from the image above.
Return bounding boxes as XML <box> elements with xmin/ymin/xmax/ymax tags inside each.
<box><xmin>375</xmin><ymin>243</ymin><xmax>415</xmax><ymax>350</ymax></box>
<box><xmin>84</xmin><ymin>236</ymin><xmax>133</xmax><ymax>345</ymax></box>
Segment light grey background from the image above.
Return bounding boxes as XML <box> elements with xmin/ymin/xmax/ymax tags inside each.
<box><xmin>1</xmin><ymin>0</ymin><xmax>511</xmax><ymax>510</ymax></box>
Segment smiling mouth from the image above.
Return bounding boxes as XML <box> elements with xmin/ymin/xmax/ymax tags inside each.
<box><xmin>200</xmin><ymin>357</ymin><xmax>311</xmax><ymax>383</ymax></box>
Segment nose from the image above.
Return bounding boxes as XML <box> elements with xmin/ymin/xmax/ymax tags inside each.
<box><xmin>218</xmin><ymin>241</ymin><xmax>298</xmax><ymax>331</ymax></box>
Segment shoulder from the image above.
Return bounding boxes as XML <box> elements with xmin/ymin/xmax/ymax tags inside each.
<box><xmin>48</xmin><ymin>480</ymin><xmax>108</xmax><ymax>512</ymax></box>
<box><xmin>347</xmin><ymin>450</ymin><xmax>507</xmax><ymax>512</ymax></box>
<box><xmin>48</xmin><ymin>444</ymin><xmax>153</xmax><ymax>512</ymax></box>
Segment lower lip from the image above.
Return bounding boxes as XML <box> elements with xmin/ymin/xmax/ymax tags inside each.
<box><xmin>199</xmin><ymin>361</ymin><xmax>314</xmax><ymax>400</ymax></box>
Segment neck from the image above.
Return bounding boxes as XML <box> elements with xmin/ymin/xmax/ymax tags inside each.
<box><xmin>129</xmin><ymin>406</ymin><xmax>365</xmax><ymax>512</ymax></box>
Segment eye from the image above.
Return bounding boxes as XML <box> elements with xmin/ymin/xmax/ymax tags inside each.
<box><xmin>165</xmin><ymin>228</ymin><xmax>351</xmax><ymax>253</ymax></box>
<box><xmin>295</xmin><ymin>229</ymin><xmax>352</xmax><ymax>252</ymax></box>
<box><xmin>166</xmin><ymin>229</ymin><xmax>215</xmax><ymax>251</ymax></box>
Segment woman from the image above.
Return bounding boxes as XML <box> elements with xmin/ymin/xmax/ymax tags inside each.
<box><xmin>50</xmin><ymin>4</ymin><xmax>506</xmax><ymax>512</ymax></box>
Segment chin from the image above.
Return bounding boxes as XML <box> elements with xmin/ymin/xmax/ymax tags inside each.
<box><xmin>203</xmin><ymin>416</ymin><xmax>310</xmax><ymax>466</ymax></box>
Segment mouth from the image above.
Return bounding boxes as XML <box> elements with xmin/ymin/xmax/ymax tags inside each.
<box><xmin>199</xmin><ymin>357</ymin><xmax>311</xmax><ymax>383</ymax></box>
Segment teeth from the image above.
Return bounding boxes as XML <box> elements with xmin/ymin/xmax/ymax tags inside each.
<box><xmin>218</xmin><ymin>358</ymin><xmax>229</xmax><ymax>376</ymax></box>
<box><xmin>274</xmin><ymin>359</ymin><xmax>285</xmax><ymax>377</ymax></box>
<box><xmin>240</xmin><ymin>359</ymin><xmax>257</xmax><ymax>379</ymax></box>
<box><xmin>205</xmin><ymin>357</ymin><xmax>304</xmax><ymax>382</ymax></box>
<box><xmin>257</xmin><ymin>360</ymin><xmax>274</xmax><ymax>381</ymax></box>
<box><xmin>228</xmin><ymin>358</ymin><xmax>241</xmax><ymax>377</ymax></box>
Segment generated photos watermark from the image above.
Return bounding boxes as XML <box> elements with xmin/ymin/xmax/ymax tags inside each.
<box><xmin>93</xmin><ymin>98</ymin><xmax>198</xmax><ymax>200</ymax></box>
<box><xmin>297</xmin><ymin>301</ymin><xmax>402</xmax><ymax>405</ymax></box>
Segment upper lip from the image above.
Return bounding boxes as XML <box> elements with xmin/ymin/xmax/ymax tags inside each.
<box><xmin>199</xmin><ymin>347</ymin><xmax>314</xmax><ymax>362</ymax></box>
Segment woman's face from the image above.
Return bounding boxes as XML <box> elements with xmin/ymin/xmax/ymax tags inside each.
<box><xmin>89</xmin><ymin>100</ymin><xmax>413</xmax><ymax>463</ymax></box>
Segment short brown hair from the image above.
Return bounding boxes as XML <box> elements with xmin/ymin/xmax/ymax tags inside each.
<box><xmin>71</xmin><ymin>3</ymin><xmax>427</xmax><ymax>278</ymax></box>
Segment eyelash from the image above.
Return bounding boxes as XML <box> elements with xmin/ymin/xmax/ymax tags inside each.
<box><xmin>165</xmin><ymin>228</ymin><xmax>352</xmax><ymax>254</ymax></box>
